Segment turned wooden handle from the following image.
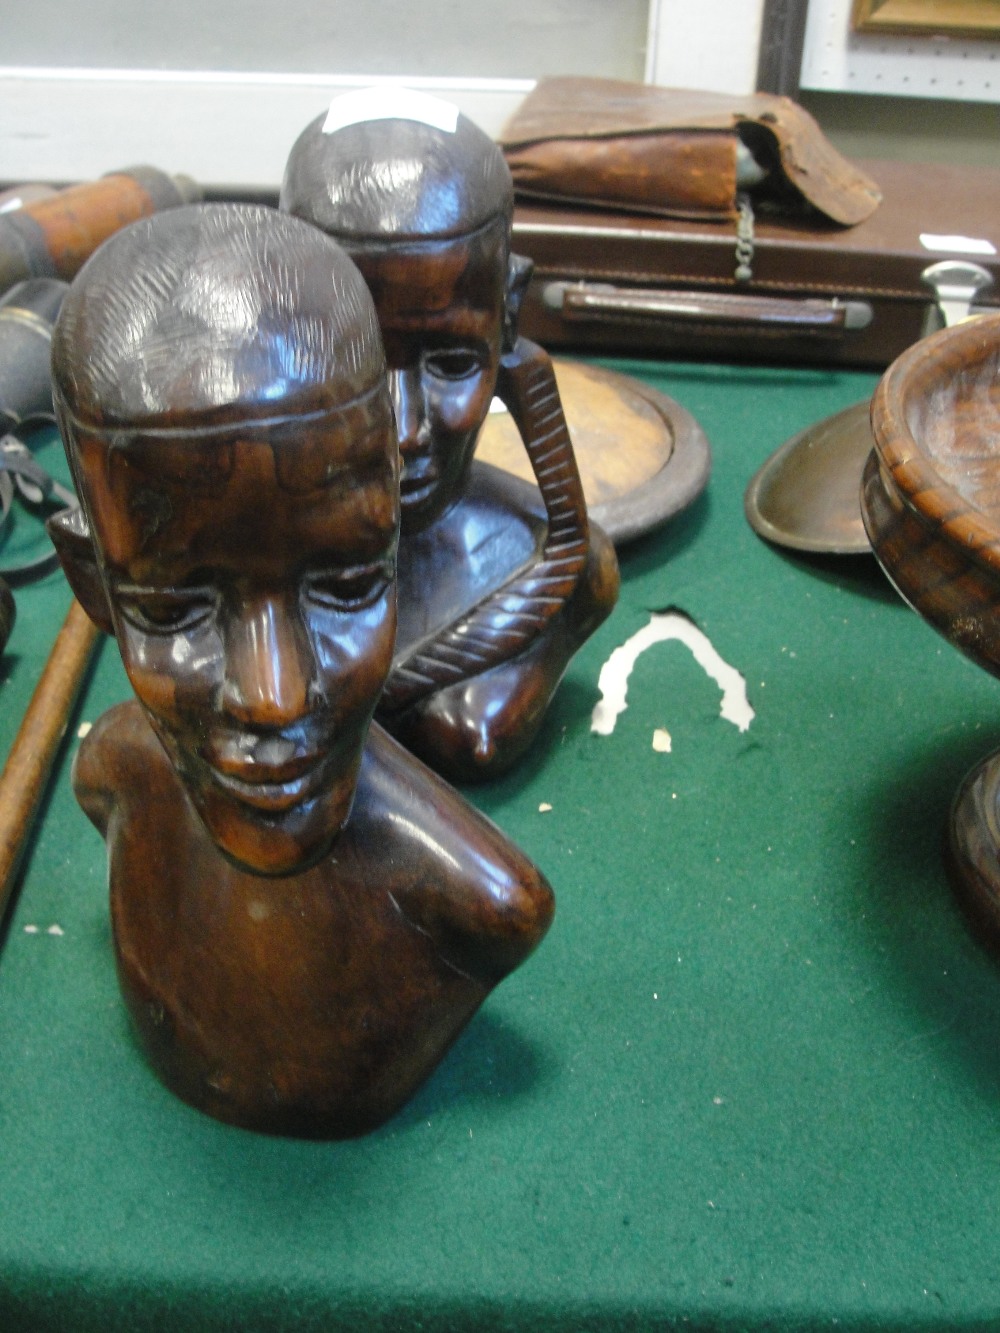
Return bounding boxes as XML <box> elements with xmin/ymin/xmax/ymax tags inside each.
<box><xmin>0</xmin><ymin>598</ymin><xmax>100</xmax><ymax>919</ymax></box>
<box><xmin>0</xmin><ymin>168</ymin><xmax>200</xmax><ymax>297</ymax></box>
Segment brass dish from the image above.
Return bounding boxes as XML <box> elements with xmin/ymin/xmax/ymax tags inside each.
<box><xmin>744</xmin><ymin>399</ymin><xmax>874</xmax><ymax>556</ymax></box>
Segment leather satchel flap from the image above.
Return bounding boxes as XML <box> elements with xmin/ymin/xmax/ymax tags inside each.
<box><xmin>500</xmin><ymin>78</ymin><xmax>882</xmax><ymax>228</ymax></box>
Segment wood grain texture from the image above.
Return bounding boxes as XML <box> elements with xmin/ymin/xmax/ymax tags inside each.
<box><xmin>862</xmin><ymin>311</ymin><xmax>1000</xmax><ymax>953</ymax></box>
<box><xmin>477</xmin><ymin>358</ymin><xmax>710</xmax><ymax>546</ymax></box>
<box><xmin>283</xmin><ymin>108</ymin><xmax>620</xmax><ymax>781</ymax></box>
<box><xmin>862</xmin><ymin>312</ymin><xmax>1000</xmax><ymax>678</ymax></box>
<box><xmin>50</xmin><ymin>201</ymin><xmax>555</xmax><ymax>1136</ymax></box>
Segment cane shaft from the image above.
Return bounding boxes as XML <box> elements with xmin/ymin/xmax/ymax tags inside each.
<box><xmin>0</xmin><ymin>599</ymin><xmax>99</xmax><ymax>918</ymax></box>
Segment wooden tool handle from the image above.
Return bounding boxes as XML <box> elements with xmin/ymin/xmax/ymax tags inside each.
<box><xmin>0</xmin><ymin>169</ymin><xmax>199</xmax><ymax>297</ymax></box>
<box><xmin>0</xmin><ymin>598</ymin><xmax>100</xmax><ymax>919</ymax></box>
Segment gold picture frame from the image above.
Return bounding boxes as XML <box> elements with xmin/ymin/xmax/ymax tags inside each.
<box><xmin>851</xmin><ymin>0</ymin><xmax>1000</xmax><ymax>39</ymax></box>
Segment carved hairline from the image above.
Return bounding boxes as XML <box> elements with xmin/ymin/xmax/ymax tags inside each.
<box><xmin>53</xmin><ymin>376</ymin><xmax>393</xmax><ymax>442</ymax></box>
<box><xmin>319</xmin><ymin>210</ymin><xmax>512</xmax><ymax>256</ymax></box>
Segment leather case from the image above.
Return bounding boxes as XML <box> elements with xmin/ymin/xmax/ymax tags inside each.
<box><xmin>512</xmin><ymin>158</ymin><xmax>1000</xmax><ymax>368</ymax></box>
<box><xmin>501</xmin><ymin>77</ymin><xmax>882</xmax><ymax>227</ymax></box>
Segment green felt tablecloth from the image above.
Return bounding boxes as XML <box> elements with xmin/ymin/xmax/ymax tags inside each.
<box><xmin>3</xmin><ymin>359</ymin><xmax>1000</xmax><ymax>1332</ymax></box>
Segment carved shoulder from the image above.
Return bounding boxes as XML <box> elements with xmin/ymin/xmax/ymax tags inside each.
<box><xmin>71</xmin><ymin>699</ymin><xmax>165</xmax><ymax>837</ymax></box>
<box><xmin>356</xmin><ymin>725</ymin><xmax>555</xmax><ymax>986</ymax></box>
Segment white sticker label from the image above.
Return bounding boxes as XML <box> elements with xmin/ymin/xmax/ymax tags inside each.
<box><xmin>323</xmin><ymin>87</ymin><xmax>459</xmax><ymax>136</ymax></box>
<box><xmin>920</xmin><ymin>233</ymin><xmax>997</xmax><ymax>258</ymax></box>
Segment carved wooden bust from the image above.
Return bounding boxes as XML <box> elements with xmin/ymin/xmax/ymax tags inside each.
<box><xmin>48</xmin><ymin>203</ymin><xmax>554</xmax><ymax>1137</ymax></box>
<box><xmin>281</xmin><ymin>97</ymin><xmax>620</xmax><ymax>781</ymax></box>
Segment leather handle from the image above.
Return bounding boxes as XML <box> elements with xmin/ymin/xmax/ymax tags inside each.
<box><xmin>545</xmin><ymin>281</ymin><xmax>872</xmax><ymax>338</ymax></box>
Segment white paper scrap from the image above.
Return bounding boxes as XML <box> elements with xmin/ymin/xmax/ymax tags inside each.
<box><xmin>591</xmin><ymin>610</ymin><xmax>755</xmax><ymax>740</ymax></box>
<box><xmin>652</xmin><ymin>728</ymin><xmax>672</xmax><ymax>753</ymax></box>
<box><xmin>920</xmin><ymin>234</ymin><xmax>997</xmax><ymax>258</ymax></box>
<box><xmin>324</xmin><ymin>87</ymin><xmax>459</xmax><ymax>135</ymax></box>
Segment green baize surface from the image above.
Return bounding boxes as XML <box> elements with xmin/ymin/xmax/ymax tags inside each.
<box><xmin>2</xmin><ymin>360</ymin><xmax>1000</xmax><ymax>1332</ymax></box>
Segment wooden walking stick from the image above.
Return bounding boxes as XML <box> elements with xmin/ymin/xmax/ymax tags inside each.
<box><xmin>0</xmin><ymin>598</ymin><xmax>100</xmax><ymax>921</ymax></box>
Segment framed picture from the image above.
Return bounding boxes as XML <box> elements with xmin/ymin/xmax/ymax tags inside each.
<box><xmin>851</xmin><ymin>0</ymin><xmax>1000</xmax><ymax>39</ymax></box>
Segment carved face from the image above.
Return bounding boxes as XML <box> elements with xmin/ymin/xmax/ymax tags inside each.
<box><xmin>350</xmin><ymin>229</ymin><xmax>507</xmax><ymax>531</ymax></box>
<box><xmin>76</xmin><ymin>398</ymin><xmax>398</xmax><ymax>875</ymax></box>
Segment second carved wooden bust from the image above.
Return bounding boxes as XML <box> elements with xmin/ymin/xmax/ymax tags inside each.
<box><xmin>49</xmin><ymin>203</ymin><xmax>554</xmax><ymax>1137</ymax></box>
<box><xmin>281</xmin><ymin>94</ymin><xmax>620</xmax><ymax>782</ymax></box>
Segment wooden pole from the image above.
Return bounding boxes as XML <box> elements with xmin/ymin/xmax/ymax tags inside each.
<box><xmin>0</xmin><ymin>598</ymin><xmax>100</xmax><ymax>920</ymax></box>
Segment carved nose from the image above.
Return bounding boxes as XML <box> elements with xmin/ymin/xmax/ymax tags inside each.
<box><xmin>388</xmin><ymin>366</ymin><xmax>424</xmax><ymax>450</ymax></box>
<box><xmin>221</xmin><ymin>594</ymin><xmax>312</xmax><ymax>727</ymax></box>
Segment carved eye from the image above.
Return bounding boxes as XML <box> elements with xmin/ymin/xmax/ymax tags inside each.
<box><xmin>116</xmin><ymin>589</ymin><xmax>216</xmax><ymax>635</ymax></box>
<box><xmin>303</xmin><ymin>561</ymin><xmax>393</xmax><ymax>612</ymax></box>
<box><xmin>423</xmin><ymin>349</ymin><xmax>484</xmax><ymax>381</ymax></box>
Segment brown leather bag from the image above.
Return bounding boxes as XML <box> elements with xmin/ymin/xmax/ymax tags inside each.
<box><xmin>500</xmin><ymin>78</ymin><xmax>882</xmax><ymax>228</ymax></box>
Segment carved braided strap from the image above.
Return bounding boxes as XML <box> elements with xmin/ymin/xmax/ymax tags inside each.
<box><xmin>381</xmin><ymin>338</ymin><xmax>590</xmax><ymax>713</ymax></box>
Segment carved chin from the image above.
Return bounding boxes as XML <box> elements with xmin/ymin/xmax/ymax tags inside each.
<box><xmin>195</xmin><ymin>782</ymin><xmax>354</xmax><ymax>878</ymax></box>
<box><xmin>141</xmin><ymin>712</ymin><xmax>361</xmax><ymax>877</ymax></box>
<box><xmin>399</xmin><ymin>481</ymin><xmax>448</xmax><ymax>530</ymax></box>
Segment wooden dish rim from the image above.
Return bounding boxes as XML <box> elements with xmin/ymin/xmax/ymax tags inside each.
<box><xmin>870</xmin><ymin>311</ymin><xmax>1000</xmax><ymax>573</ymax></box>
<box><xmin>557</xmin><ymin>362</ymin><xmax>712</xmax><ymax>547</ymax></box>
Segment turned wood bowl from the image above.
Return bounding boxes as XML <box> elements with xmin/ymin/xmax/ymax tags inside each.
<box><xmin>862</xmin><ymin>311</ymin><xmax>1000</xmax><ymax>947</ymax></box>
<box><xmin>862</xmin><ymin>312</ymin><xmax>1000</xmax><ymax>675</ymax></box>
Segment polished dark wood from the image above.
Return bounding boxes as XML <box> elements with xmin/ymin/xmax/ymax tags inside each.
<box><xmin>281</xmin><ymin>107</ymin><xmax>619</xmax><ymax>781</ymax></box>
<box><xmin>49</xmin><ymin>202</ymin><xmax>554</xmax><ymax>1136</ymax></box>
<box><xmin>862</xmin><ymin>312</ymin><xmax>1000</xmax><ymax>949</ymax></box>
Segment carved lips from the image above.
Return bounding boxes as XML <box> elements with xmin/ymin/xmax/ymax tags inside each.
<box><xmin>202</xmin><ymin>741</ymin><xmax>330</xmax><ymax>815</ymax></box>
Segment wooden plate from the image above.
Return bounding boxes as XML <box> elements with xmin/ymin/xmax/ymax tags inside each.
<box><xmin>475</xmin><ymin>359</ymin><xmax>710</xmax><ymax>546</ymax></box>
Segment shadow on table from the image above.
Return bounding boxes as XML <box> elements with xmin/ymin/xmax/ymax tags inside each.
<box><xmin>614</xmin><ymin>488</ymin><xmax>710</xmax><ymax>586</ymax></box>
<box><xmin>756</xmin><ymin>545</ymin><xmax>906</xmax><ymax>608</ymax></box>
<box><xmin>848</xmin><ymin>723</ymin><xmax>1000</xmax><ymax>1101</ymax></box>
<box><xmin>392</xmin><ymin>1007</ymin><xmax>559</xmax><ymax>1134</ymax></box>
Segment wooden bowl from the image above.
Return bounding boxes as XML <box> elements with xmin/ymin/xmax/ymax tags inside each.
<box><xmin>863</xmin><ymin>312</ymin><xmax>1000</xmax><ymax>674</ymax></box>
<box><xmin>862</xmin><ymin>311</ymin><xmax>1000</xmax><ymax>947</ymax></box>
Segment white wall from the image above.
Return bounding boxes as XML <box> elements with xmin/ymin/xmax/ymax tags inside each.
<box><xmin>0</xmin><ymin>0</ymin><xmax>766</xmax><ymax>188</ymax></box>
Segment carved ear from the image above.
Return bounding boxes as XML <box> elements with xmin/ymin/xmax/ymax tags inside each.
<box><xmin>502</xmin><ymin>252</ymin><xmax>535</xmax><ymax>352</ymax></box>
<box><xmin>46</xmin><ymin>508</ymin><xmax>114</xmax><ymax>634</ymax></box>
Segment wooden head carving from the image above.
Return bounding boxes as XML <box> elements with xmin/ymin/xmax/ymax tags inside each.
<box><xmin>45</xmin><ymin>202</ymin><xmax>554</xmax><ymax>1139</ymax></box>
<box><xmin>50</xmin><ymin>203</ymin><xmax>399</xmax><ymax>874</ymax></box>
<box><xmin>280</xmin><ymin>102</ymin><xmax>531</xmax><ymax>533</ymax></box>
<box><xmin>279</xmin><ymin>99</ymin><xmax>619</xmax><ymax>783</ymax></box>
